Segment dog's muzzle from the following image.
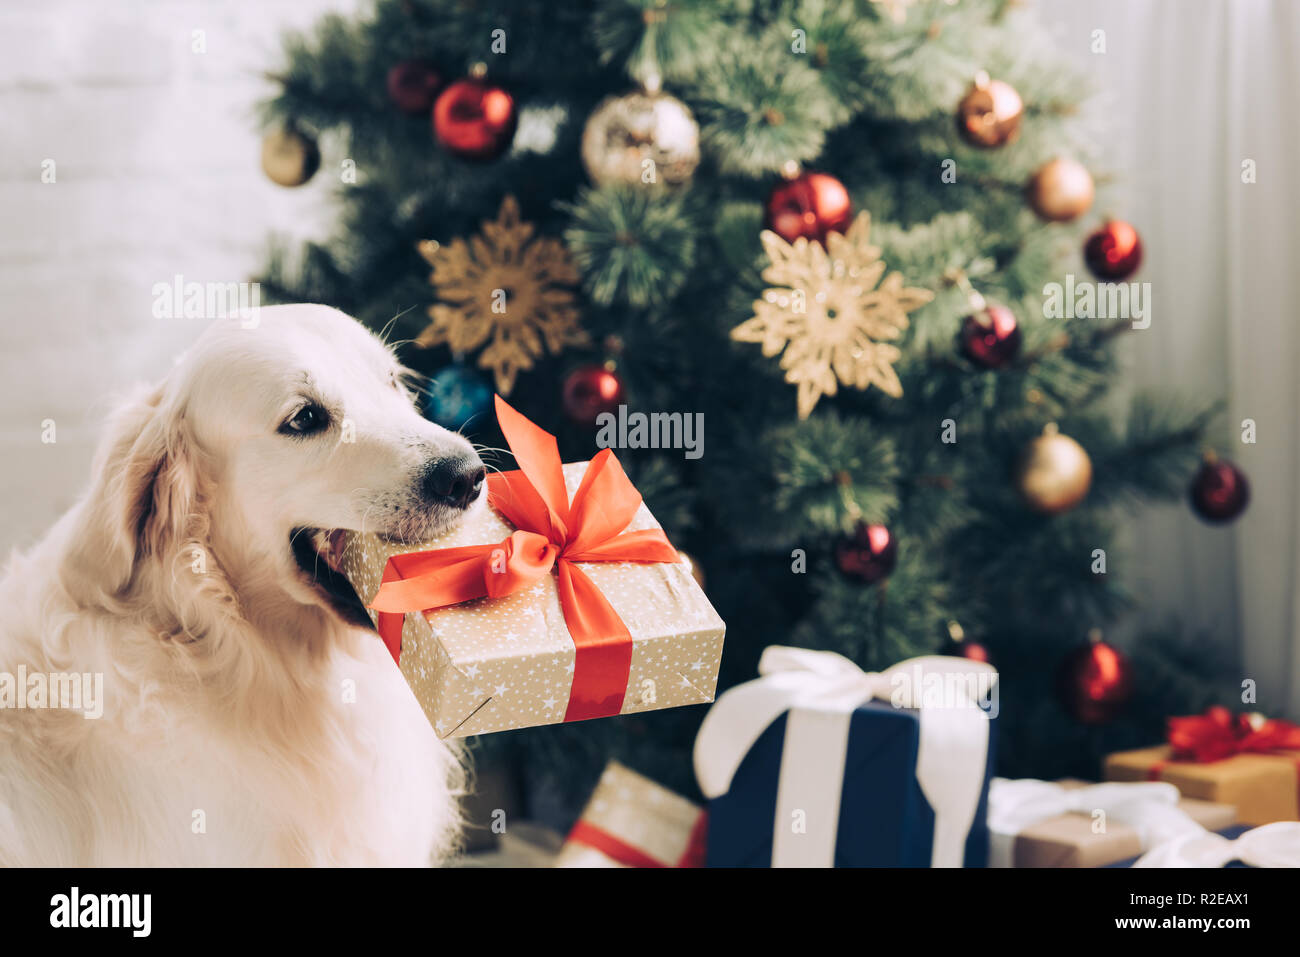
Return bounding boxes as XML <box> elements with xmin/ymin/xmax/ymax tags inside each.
<box><xmin>420</xmin><ymin>454</ymin><xmax>485</xmax><ymax>510</ymax></box>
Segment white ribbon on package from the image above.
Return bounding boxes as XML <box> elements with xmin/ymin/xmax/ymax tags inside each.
<box><xmin>1133</xmin><ymin>821</ymin><xmax>1300</xmax><ymax>868</ymax></box>
<box><xmin>986</xmin><ymin>778</ymin><xmax>1207</xmax><ymax>868</ymax></box>
<box><xmin>693</xmin><ymin>646</ymin><xmax>996</xmax><ymax>868</ymax></box>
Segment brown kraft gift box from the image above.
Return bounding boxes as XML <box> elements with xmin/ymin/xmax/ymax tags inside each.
<box><xmin>1007</xmin><ymin>779</ymin><xmax>1237</xmax><ymax>867</ymax></box>
<box><xmin>1105</xmin><ymin>747</ymin><xmax>1299</xmax><ymax>826</ymax></box>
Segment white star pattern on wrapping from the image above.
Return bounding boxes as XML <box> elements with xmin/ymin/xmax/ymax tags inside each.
<box><xmin>337</xmin><ymin>462</ymin><xmax>725</xmax><ymax>738</ymax></box>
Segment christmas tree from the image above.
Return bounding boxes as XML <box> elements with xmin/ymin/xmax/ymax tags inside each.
<box><xmin>257</xmin><ymin>0</ymin><xmax>1238</xmax><ymax>816</ymax></box>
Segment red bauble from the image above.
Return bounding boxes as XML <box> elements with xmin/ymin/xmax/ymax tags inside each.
<box><xmin>387</xmin><ymin>60</ymin><xmax>444</xmax><ymax>115</ymax></box>
<box><xmin>562</xmin><ymin>365</ymin><xmax>625</xmax><ymax>424</ymax></box>
<box><xmin>1057</xmin><ymin>637</ymin><xmax>1134</xmax><ymax>724</ymax></box>
<box><xmin>834</xmin><ymin>522</ymin><xmax>898</xmax><ymax>584</ymax></box>
<box><xmin>1084</xmin><ymin>219</ymin><xmax>1143</xmax><ymax>280</ymax></box>
<box><xmin>1190</xmin><ymin>455</ymin><xmax>1250</xmax><ymax>523</ymax></box>
<box><xmin>433</xmin><ymin>78</ymin><xmax>517</xmax><ymax>160</ymax></box>
<box><xmin>764</xmin><ymin>171</ymin><xmax>853</xmax><ymax>245</ymax></box>
<box><xmin>959</xmin><ymin>303</ymin><xmax>1022</xmax><ymax>369</ymax></box>
<box><xmin>953</xmin><ymin>640</ymin><xmax>992</xmax><ymax>664</ymax></box>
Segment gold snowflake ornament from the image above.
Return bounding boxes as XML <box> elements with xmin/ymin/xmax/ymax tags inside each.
<box><xmin>416</xmin><ymin>195</ymin><xmax>587</xmax><ymax>394</ymax></box>
<box><xmin>731</xmin><ymin>212</ymin><xmax>933</xmax><ymax>420</ymax></box>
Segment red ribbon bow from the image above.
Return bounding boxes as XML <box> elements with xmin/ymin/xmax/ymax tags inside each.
<box><xmin>1167</xmin><ymin>706</ymin><xmax>1300</xmax><ymax>763</ymax></box>
<box><xmin>368</xmin><ymin>395</ymin><xmax>679</xmax><ymax>723</ymax></box>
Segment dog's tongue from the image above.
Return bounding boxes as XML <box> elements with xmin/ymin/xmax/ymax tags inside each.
<box><xmin>326</xmin><ymin>529</ymin><xmax>348</xmax><ymax>572</ymax></box>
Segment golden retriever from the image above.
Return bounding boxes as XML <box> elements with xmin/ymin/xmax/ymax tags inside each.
<box><xmin>0</xmin><ymin>304</ymin><xmax>482</xmax><ymax>865</ymax></box>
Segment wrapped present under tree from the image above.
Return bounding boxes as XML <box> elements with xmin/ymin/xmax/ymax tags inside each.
<box><xmin>1105</xmin><ymin>707</ymin><xmax>1300</xmax><ymax>825</ymax></box>
<box><xmin>695</xmin><ymin>647</ymin><xmax>997</xmax><ymax>867</ymax></box>
<box><xmin>986</xmin><ymin>778</ymin><xmax>1236</xmax><ymax>867</ymax></box>
<box><xmin>555</xmin><ymin>761</ymin><xmax>706</xmax><ymax>868</ymax></box>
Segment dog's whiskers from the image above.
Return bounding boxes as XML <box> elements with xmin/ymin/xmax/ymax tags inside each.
<box><xmin>377</xmin><ymin>306</ymin><xmax>419</xmax><ymax>346</ymax></box>
<box><xmin>470</xmin><ymin>444</ymin><xmax>510</xmax><ymax>474</ymax></box>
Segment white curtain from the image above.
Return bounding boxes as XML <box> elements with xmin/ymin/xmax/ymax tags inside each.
<box><xmin>1045</xmin><ymin>0</ymin><xmax>1300</xmax><ymax>716</ymax></box>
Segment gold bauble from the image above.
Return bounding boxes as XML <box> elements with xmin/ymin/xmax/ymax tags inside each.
<box><xmin>1027</xmin><ymin>157</ymin><xmax>1095</xmax><ymax>222</ymax></box>
<box><xmin>956</xmin><ymin>73</ymin><xmax>1023</xmax><ymax>149</ymax></box>
<box><xmin>581</xmin><ymin>90</ymin><xmax>700</xmax><ymax>187</ymax></box>
<box><xmin>261</xmin><ymin>126</ymin><xmax>320</xmax><ymax>187</ymax></box>
<box><xmin>1017</xmin><ymin>424</ymin><xmax>1092</xmax><ymax>514</ymax></box>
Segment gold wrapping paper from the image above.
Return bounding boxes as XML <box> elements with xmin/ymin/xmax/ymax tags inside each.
<box><xmin>1007</xmin><ymin>779</ymin><xmax>1237</xmax><ymax>868</ymax></box>
<box><xmin>340</xmin><ymin>462</ymin><xmax>725</xmax><ymax>738</ymax></box>
<box><xmin>555</xmin><ymin>761</ymin><xmax>704</xmax><ymax>868</ymax></box>
<box><xmin>1105</xmin><ymin>745</ymin><xmax>1300</xmax><ymax>826</ymax></box>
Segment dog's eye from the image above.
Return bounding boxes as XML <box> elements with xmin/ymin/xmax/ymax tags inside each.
<box><xmin>280</xmin><ymin>404</ymin><xmax>329</xmax><ymax>436</ymax></box>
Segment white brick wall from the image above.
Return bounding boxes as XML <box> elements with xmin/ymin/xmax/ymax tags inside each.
<box><xmin>0</xmin><ymin>0</ymin><xmax>359</xmax><ymax>551</ymax></box>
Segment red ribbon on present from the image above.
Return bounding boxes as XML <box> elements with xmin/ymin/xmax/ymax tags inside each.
<box><xmin>367</xmin><ymin>395</ymin><xmax>679</xmax><ymax>723</ymax></box>
<box><xmin>566</xmin><ymin>813</ymin><xmax>708</xmax><ymax>868</ymax></box>
<box><xmin>1166</xmin><ymin>706</ymin><xmax>1300</xmax><ymax>763</ymax></box>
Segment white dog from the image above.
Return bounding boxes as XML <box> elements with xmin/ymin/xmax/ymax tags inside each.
<box><xmin>0</xmin><ymin>304</ymin><xmax>483</xmax><ymax>866</ymax></box>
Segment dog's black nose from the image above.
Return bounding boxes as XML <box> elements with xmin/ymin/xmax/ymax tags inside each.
<box><xmin>421</xmin><ymin>455</ymin><xmax>486</xmax><ymax>509</ymax></box>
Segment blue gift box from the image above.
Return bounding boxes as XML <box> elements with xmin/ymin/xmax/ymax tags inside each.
<box><xmin>706</xmin><ymin>697</ymin><xmax>997</xmax><ymax>867</ymax></box>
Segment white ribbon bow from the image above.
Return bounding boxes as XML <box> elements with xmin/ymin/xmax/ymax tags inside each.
<box><xmin>1134</xmin><ymin>821</ymin><xmax>1300</xmax><ymax>868</ymax></box>
<box><xmin>987</xmin><ymin>778</ymin><xmax>1207</xmax><ymax>868</ymax></box>
<box><xmin>694</xmin><ymin>645</ymin><xmax>996</xmax><ymax>868</ymax></box>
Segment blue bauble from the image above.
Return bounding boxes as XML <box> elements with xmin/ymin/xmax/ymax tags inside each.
<box><xmin>422</xmin><ymin>365</ymin><xmax>493</xmax><ymax>431</ymax></box>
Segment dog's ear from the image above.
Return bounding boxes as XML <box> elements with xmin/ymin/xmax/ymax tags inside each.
<box><xmin>73</xmin><ymin>383</ymin><xmax>201</xmax><ymax>597</ymax></box>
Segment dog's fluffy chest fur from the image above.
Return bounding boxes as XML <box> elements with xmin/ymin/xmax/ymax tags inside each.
<box><xmin>102</xmin><ymin>640</ymin><xmax>445</xmax><ymax>867</ymax></box>
<box><xmin>0</xmin><ymin>523</ymin><xmax>459</xmax><ymax>866</ymax></box>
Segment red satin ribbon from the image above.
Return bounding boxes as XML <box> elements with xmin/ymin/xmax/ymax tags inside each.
<box><xmin>566</xmin><ymin>813</ymin><xmax>707</xmax><ymax>868</ymax></box>
<box><xmin>1166</xmin><ymin>706</ymin><xmax>1300</xmax><ymax>763</ymax></box>
<box><xmin>368</xmin><ymin>395</ymin><xmax>679</xmax><ymax>723</ymax></box>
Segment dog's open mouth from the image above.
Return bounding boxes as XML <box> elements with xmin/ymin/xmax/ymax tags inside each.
<box><xmin>290</xmin><ymin>528</ymin><xmax>374</xmax><ymax>629</ymax></box>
